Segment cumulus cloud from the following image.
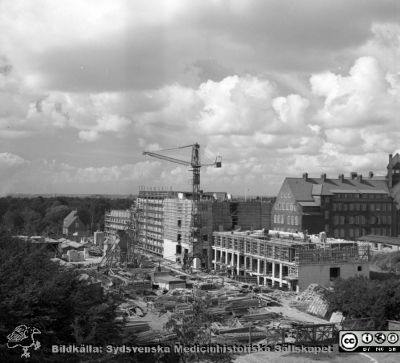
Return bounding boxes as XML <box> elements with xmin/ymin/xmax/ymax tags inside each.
<box><xmin>0</xmin><ymin>153</ymin><xmax>27</xmax><ymax>168</ymax></box>
<box><xmin>0</xmin><ymin>1</ymin><xmax>399</xmax><ymax>195</ymax></box>
<box><xmin>311</xmin><ymin>56</ymin><xmax>400</xmax><ymax>128</ymax></box>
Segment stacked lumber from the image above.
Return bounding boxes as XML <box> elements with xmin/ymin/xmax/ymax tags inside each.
<box><xmin>224</xmin><ymin>297</ymin><xmax>259</xmax><ymax>312</ymax></box>
<box><xmin>123</xmin><ymin>321</ymin><xmax>150</xmax><ymax>333</ymax></box>
<box><xmin>239</xmin><ymin>311</ymin><xmax>279</xmax><ymax>322</ymax></box>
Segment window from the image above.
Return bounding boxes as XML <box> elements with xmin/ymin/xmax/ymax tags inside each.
<box><xmin>340</xmin><ymin>216</ymin><xmax>345</xmax><ymax>225</ymax></box>
<box><xmin>334</xmin><ymin>229</ymin><xmax>339</xmax><ymax>238</ymax></box>
<box><xmin>177</xmin><ymin>234</ymin><xmax>181</xmax><ymax>242</ymax></box>
<box><xmin>349</xmin><ymin>203</ymin><xmax>354</xmax><ymax>211</ymax></box>
<box><xmin>287</xmin><ymin>215</ymin><xmax>290</xmax><ymax>224</ymax></box>
<box><xmin>388</xmin><ymin>204</ymin><xmax>392</xmax><ymax>211</ymax></box>
<box><xmin>291</xmin><ymin>216</ymin><xmax>295</xmax><ymax>225</ymax></box>
<box><xmin>343</xmin><ymin>204</ymin><xmax>348</xmax><ymax>211</ymax></box>
<box><xmin>349</xmin><ymin>228</ymin><xmax>354</xmax><ymax>238</ymax></box>
<box><xmin>274</xmin><ymin>215</ymin><xmax>277</xmax><ymax>223</ymax></box>
<box><xmin>325</xmin><ymin>211</ymin><xmax>329</xmax><ymax>219</ymax></box>
<box><xmin>177</xmin><ymin>219</ymin><xmax>182</xmax><ymax>228</ymax></box>
<box><xmin>333</xmin><ymin>204</ymin><xmax>337</xmax><ymax>211</ymax></box>
<box><xmin>357</xmin><ymin>266</ymin><xmax>362</xmax><ymax>271</ymax></box>
<box><xmin>370</xmin><ymin>204</ymin><xmax>375</xmax><ymax>211</ymax></box>
<box><xmin>361</xmin><ymin>203</ymin><xmax>367</xmax><ymax>211</ymax></box>
<box><xmin>349</xmin><ymin>216</ymin><xmax>354</xmax><ymax>224</ymax></box>
<box><xmin>330</xmin><ymin>267</ymin><xmax>340</xmax><ymax>281</ymax></box>
<box><xmin>295</xmin><ymin>216</ymin><xmax>299</xmax><ymax>225</ymax></box>
<box><xmin>340</xmin><ymin>229</ymin><xmax>345</xmax><ymax>238</ymax></box>
<box><xmin>334</xmin><ymin>215</ymin><xmax>339</xmax><ymax>225</ymax></box>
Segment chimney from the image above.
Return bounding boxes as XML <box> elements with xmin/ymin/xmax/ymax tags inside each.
<box><xmin>350</xmin><ymin>172</ymin><xmax>358</xmax><ymax>179</ymax></box>
<box><xmin>321</xmin><ymin>173</ymin><xmax>327</xmax><ymax>181</ymax></box>
<box><xmin>302</xmin><ymin>172</ymin><xmax>308</xmax><ymax>181</ymax></box>
<box><xmin>339</xmin><ymin>174</ymin><xmax>344</xmax><ymax>182</ymax></box>
<box><xmin>369</xmin><ymin>171</ymin><xmax>374</xmax><ymax>178</ymax></box>
<box><xmin>388</xmin><ymin>153</ymin><xmax>393</xmax><ymax>188</ymax></box>
<box><xmin>357</xmin><ymin>174</ymin><xmax>363</xmax><ymax>182</ymax></box>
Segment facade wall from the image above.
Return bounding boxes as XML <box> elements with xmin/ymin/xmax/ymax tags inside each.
<box><xmin>298</xmin><ymin>263</ymin><xmax>369</xmax><ymax>291</ymax></box>
<box><xmin>104</xmin><ymin>209</ymin><xmax>131</xmax><ymax>236</ymax></box>
<box><xmin>63</xmin><ymin>218</ymin><xmax>86</xmax><ymax>236</ymax></box>
<box><xmin>137</xmin><ymin>195</ymin><xmax>164</xmax><ymax>255</ymax></box>
<box><xmin>163</xmin><ymin>198</ymin><xmax>214</xmax><ymax>268</ymax></box>
<box><xmin>328</xmin><ymin>193</ymin><xmax>395</xmax><ymax>239</ymax></box>
<box><xmin>272</xmin><ymin>180</ymin><xmax>302</xmax><ymax>233</ymax></box>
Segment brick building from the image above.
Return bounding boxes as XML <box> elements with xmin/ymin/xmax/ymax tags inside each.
<box><xmin>271</xmin><ymin>153</ymin><xmax>400</xmax><ymax>240</ymax></box>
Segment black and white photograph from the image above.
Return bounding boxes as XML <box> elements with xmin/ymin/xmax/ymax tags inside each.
<box><xmin>0</xmin><ymin>0</ymin><xmax>399</xmax><ymax>362</ymax></box>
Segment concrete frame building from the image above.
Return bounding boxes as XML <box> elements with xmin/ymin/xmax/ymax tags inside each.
<box><xmin>212</xmin><ymin>230</ymin><xmax>369</xmax><ymax>292</ymax></box>
<box><xmin>136</xmin><ymin>189</ymin><xmax>273</xmax><ymax>269</ymax></box>
<box><xmin>104</xmin><ymin>209</ymin><xmax>132</xmax><ymax>236</ymax></box>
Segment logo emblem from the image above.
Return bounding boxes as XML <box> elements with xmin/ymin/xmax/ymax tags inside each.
<box><xmin>362</xmin><ymin>332</ymin><xmax>373</xmax><ymax>344</ymax></box>
<box><xmin>374</xmin><ymin>332</ymin><xmax>386</xmax><ymax>344</ymax></box>
<box><xmin>7</xmin><ymin>325</ymin><xmax>41</xmax><ymax>358</ymax></box>
<box><xmin>387</xmin><ymin>333</ymin><xmax>399</xmax><ymax>344</ymax></box>
<box><xmin>340</xmin><ymin>332</ymin><xmax>358</xmax><ymax>351</ymax></box>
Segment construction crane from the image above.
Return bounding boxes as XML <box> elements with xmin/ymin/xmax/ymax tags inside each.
<box><xmin>142</xmin><ymin>143</ymin><xmax>222</xmax><ymax>270</ymax></box>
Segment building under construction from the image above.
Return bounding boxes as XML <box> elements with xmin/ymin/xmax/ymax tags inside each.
<box><xmin>212</xmin><ymin>230</ymin><xmax>370</xmax><ymax>292</ymax></box>
<box><xmin>135</xmin><ymin>189</ymin><xmax>273</xmax><ymax>269</ymax></box>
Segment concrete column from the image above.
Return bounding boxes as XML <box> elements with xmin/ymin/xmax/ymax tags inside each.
<box><xmin>279</xmin><ymin>263</ymin><xmax>283</xmax><ymax>287</ymax></box>
<box><xmin>272</xmin><ymin>263</ymin><xmax>275</xmax><ymax>284</ymax></box>
<box><xmin>236</xmin><ymin>253</ymin><xmax>240</xmax><ymax>275</ymax></box>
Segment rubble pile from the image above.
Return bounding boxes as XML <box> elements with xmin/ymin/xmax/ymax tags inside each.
<box><xmin>292</xmin><ymin>284</ymin><xmax>330</xmax><ymax>318</ymax></box>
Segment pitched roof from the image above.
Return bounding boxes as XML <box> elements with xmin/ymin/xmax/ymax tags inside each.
<box><xmin>63</xmin><ymin>210</ymin><xmax>80</xmax><ymax>228</ymax></box>
<box><xmin>285</xmin><ymin>175</ymin><xmax>389</xmax><ymax>202</ymax></box>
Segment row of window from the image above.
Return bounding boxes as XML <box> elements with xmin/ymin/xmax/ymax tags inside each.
<box><xmin>275</xmin><ymin>202</ymin><xmax>297</xmax><ymax>212</ymax></box>
<box><xmin>332</xmin><ymin>215</ymin><xmax>391</xmax><ymax>225</ymax></box>
<box><xmin>333</xmin><ymin>227</ymin><xmax>391</xmax><ymax>238</ymax></box>
<box><xmin>332</xmin><ymin>203</ymin><xmax>392</xmax><ymax>212</ymax></box>
<box><xmin>333</xmin><ymin>193</ymin><xmax>388</xmax><ymax>199</ymax></box>
<box><xmin>274</xmin><ymin>227</ymin><xmax>298</xmax><ymax>233</ymax></box>
<box><xmin>273</xmin><ymin>214</ymin><xmax>299</xmax><ymax>225</ymax></box>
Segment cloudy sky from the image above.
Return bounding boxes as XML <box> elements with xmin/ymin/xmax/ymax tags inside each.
<box><xmin>0</xmin><ymin>0</ymin><xmax>399</xmax><ymax>196</ymax></box>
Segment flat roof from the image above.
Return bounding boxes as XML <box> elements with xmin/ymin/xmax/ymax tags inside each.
<box><xmin>357</xmin><ymin>235</ymin><xmax>400</xmax><ymax>246</ymax></box>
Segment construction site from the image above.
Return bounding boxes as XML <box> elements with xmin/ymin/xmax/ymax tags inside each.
<box><xmin>25</xmin><ymin>143</ymin><xmax>381</xmax><ymax>360</ymax></box>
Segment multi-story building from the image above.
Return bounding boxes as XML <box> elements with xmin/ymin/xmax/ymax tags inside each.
<box><xmin>136</xmin><ymin>189</ymin><xmax>273</xmax><ymax>268</ymax></box>
<box><xmin>271</xmin><ymin>155</ymin><xmax>399</xmax><ymax>239</ymax></box>
<box><xmin>163</xmin><ymin>196</ymin><xmax>214</xmax><ymax>269</ymax></box>
<box><xmin>137</xmin><ymin>190</ymin><xmax>179</xmax><ymax>256</ymax></box>
<box><xmin>212</xmin><ymin>230</ymin><xmax>369</xmax><ymax>292</ymax></box>
<box><xmin>104</xmin><ymin>209</ymin><xmax>132</xmax><ymax>236</ymax></box>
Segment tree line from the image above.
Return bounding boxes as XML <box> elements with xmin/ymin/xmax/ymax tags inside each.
<box><xmin>0</xmin><ymin>196</ymin><xmax>133</xmax><ymax>237</ymax></box>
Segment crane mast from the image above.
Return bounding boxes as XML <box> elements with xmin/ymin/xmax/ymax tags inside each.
<box><xmin>142</xmin><ymin>143</ymin><xmax>221</xmax><ymax>269</ymax></box>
